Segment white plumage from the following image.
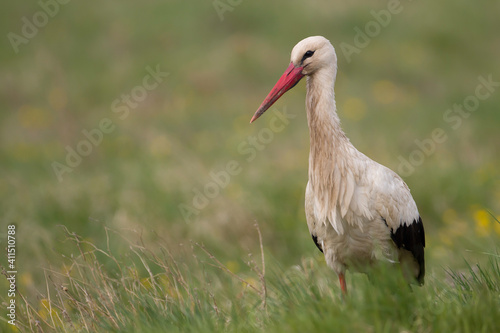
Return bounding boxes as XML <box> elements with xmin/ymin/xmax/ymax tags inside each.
<box><xmin>251</xmin><ymin>36</ymin><xmax>425</xmax><ymax>294</ymax></box>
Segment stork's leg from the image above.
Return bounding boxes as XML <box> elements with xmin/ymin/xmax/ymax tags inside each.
<box><xmin>339</xmin><ymin>273</ymin><xmax>347</xmax><ymax>295</ymax></box>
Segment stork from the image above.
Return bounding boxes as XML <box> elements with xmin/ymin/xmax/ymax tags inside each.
<box><xmin>250</xmin><ymin>36</ymin><xmax>425</xmax><ymax>294</ymax></box>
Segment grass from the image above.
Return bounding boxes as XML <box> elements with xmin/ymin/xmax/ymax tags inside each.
<box><xmin>2</xmin><ymin>225</ymin><xmax>499</xmax><ymax>332</ymax></box>
<box><xmin>1</xmin><ymin>0</ymin><xmax>500</xmax><ymax>331</ymax></box>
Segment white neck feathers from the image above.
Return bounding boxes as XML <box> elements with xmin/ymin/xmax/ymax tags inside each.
<box><xmin>306</xmin><ymin>68</ymin><xmax>357</xmax><ymax>234</ymax></box>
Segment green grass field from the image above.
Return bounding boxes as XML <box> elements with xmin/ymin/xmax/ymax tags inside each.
<box><xmin>1</xmin><ymin>0</ymin><xmax>500</xmax><ymax>332</ymax></box>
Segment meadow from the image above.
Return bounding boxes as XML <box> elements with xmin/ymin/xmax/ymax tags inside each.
<box><xmin>0</xmin><ymin>0</ymin><xmax>499</xmax><ymax>332</ymax></box>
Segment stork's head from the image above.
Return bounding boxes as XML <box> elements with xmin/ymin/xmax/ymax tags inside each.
<box><xmin>250</xmin><ymin>36</ymin><xmax>337</xmax><ymax>123</ymax></box>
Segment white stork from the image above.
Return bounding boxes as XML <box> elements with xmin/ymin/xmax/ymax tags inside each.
<box><xmin>250</xmin><ymin>36</ymin><xmax>425</xmax><ymax>294</ymax></box>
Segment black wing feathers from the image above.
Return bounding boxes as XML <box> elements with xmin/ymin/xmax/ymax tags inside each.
<box><xmin>390</xmin><ymin>216</ymin><xmax>425</xmax><ymax>284</ymax></box>
<box><xmin>311</xmin><ymin>234</ymin><xmax>323</xmax><ymax>253</ymax></box>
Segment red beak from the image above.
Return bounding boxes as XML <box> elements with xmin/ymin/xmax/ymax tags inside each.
<box><xmin>250</xmin><ymin>62</ymin><xmax>305</xmax><ymax>123</ymax></box>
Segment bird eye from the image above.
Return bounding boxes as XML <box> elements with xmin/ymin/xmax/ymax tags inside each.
<box><xmin>301</xmin><ymin>50</ymin><xmax>315</xmax><ymax>64</ymax></box>
<box><xmin>304</xmin><ymin>50</ymin><xmax>315</xmax><ymax>58</ymax></box>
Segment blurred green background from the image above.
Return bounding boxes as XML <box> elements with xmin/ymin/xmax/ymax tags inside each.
<box><xmin>1</xmin><ymin>0</ymin><xmax>499</xmax><ymax>318</ymax></box>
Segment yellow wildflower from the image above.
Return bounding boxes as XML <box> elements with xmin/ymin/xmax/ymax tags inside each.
<box><xmin>140</xmin><ymin>277</ymin><xmax>153</xmax><ymax>290</ymax></box>
<box><xmin>226</xmin><ymin>260</ymin><xmax>240</xmax><ymax>274</ymax></box>
<box><xmin>473</xmin><ymin>209</ymin><xmax>491</xmax><ymax>237</ymax></box>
